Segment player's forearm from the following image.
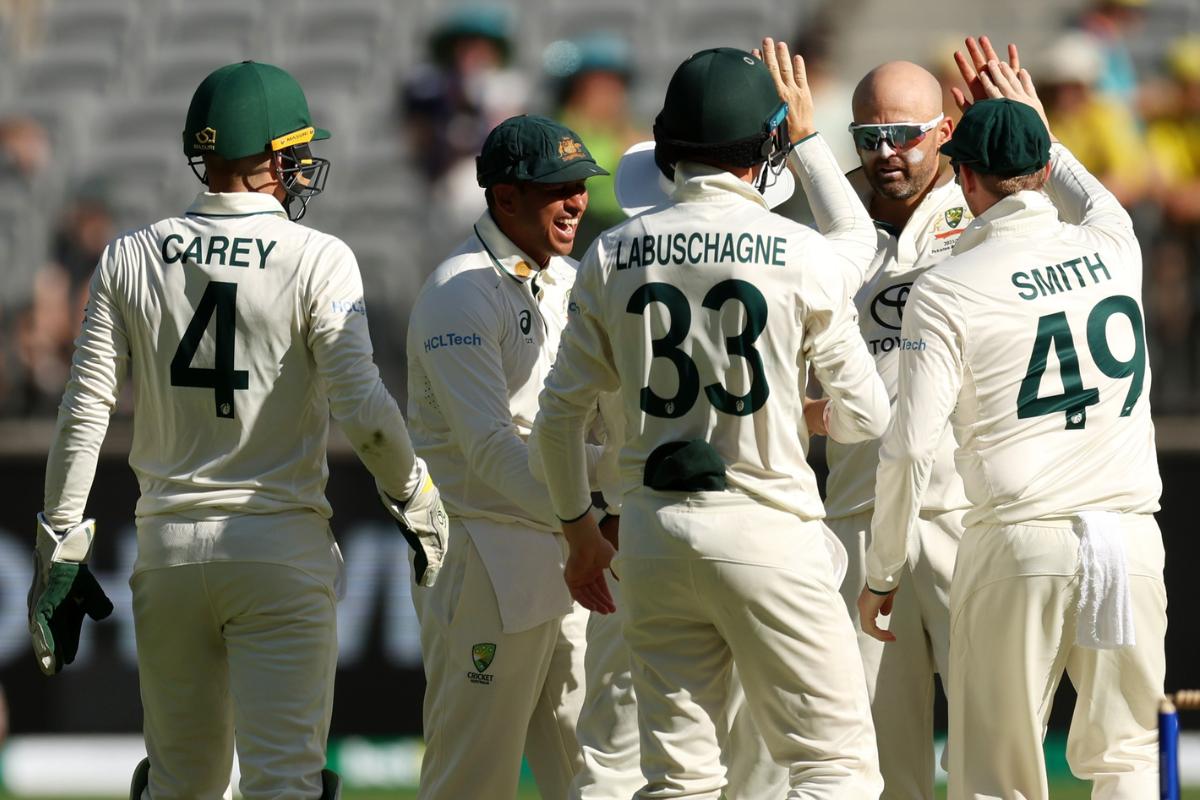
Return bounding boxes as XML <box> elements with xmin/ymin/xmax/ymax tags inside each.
<box><xmin>534</xmin><ymin>409</ymin><xmax>594</xmax><ymax>522</ymax></box>
<box><xmin>814</xmin><ymin>332</ymin><xmax>891</xmax><ymax>443</ymax></box>
<box><xmin>336</xmin><ymin>387</ymin><xmax>421</xmax><ymax>501</ymax></box>
<box><xmin>866</xmin><ymin>433</ymin><xmax>935</xmax><ymax>591</ymax></box>
<box><xmin>1044</xmin><ymin>143</ymin><xmax>1135</xmax><ymax>235</ymax></box>
<box><xmin>789</xmin><ymin>133</ymin><xmax>875</xmax><ymax>287</ymax></box>
<box><xmin>44</xmin><ymin>411</ymin><xmax>110</xmax><ymax>531</ymax></box>
<box><xmin>45</xmin><ymin>267</ymin><xmax>125</xmax><ymax>529</ymax></box>
<box><xmin>527</xmin><ymin>422</ymin><xmax>603</xmax><ymax>488</ymax></box>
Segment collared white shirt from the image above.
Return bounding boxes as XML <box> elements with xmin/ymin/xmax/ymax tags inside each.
<box><xmin>44</xmin><ymin>190</ymin><xmax>419</xmax><ymax>574</ymax></box>
<box><xmin>867</xmin><ymin>145</ymin><xmax>1161</xmax><ymax>591</ymax></box>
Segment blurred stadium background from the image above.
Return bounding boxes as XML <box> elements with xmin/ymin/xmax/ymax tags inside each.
<box><xmin>0</xmin><ymin>0</ymin><xmax>1198</xmax><ymax>796</ymax></box>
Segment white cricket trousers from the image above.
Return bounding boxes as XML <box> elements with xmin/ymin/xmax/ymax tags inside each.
<box><xmin>829</xmin><ymin>508</ymin><xmax>964</xmax><ymax>799</ymax></box>
<box><xmin>947</xmin><ymin>515</ymin><xmax>1166</xmax><ymax>800</ymax></box>
<box><xmin>620</xmin><ymin>489</ymin><xmax>883</xmax><ymax>799</ymax></box>
<box><xmin>131</xmin><ymin>561</ymin><xmax>338</xmax><ymax>800</ymax></box>
<box><xmin>411</xmin><ymin>522</ymin><xmax>586</xmax><ymax>800</ymax></box>
<box><xmin>570</xmin><ymin>572</ymin><xmax>788</xmax><ymax>800</ymax></box>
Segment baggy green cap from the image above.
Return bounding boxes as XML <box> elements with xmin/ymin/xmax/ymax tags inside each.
<box><xmin>657</xmin><ymin>47</ymin><xmax>783</xmax><ymax>145</ymax></box>
<box><xmin>183</xmin><ymin>61</ymin><xmax>330</xmax><ymax>160</ymax></box>
<box><xmin>476</xmin><ymin>115</ymin><xmax>608</xmax><ymax>188</ymax></box>
<box><xmin>941</xmin><ymin>98</ymin><xmax>1050</xmax><ymax>177</ymax></box>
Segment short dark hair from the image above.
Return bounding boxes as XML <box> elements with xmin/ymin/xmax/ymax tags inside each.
<box><xmin>977</xmin><ymin>169</ymin><xmax>1048</xmax><ymax>197</ymax></box>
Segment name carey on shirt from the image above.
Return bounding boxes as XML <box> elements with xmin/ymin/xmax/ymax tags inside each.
<box><xmin>614</xmin><ymin>232</ymin><xmax>787</xmax><ymax>270</ymax></box>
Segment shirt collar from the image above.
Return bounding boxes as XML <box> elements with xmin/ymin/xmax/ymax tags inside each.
<box><xmin>473</xmin><ymin>210</ymin><xmax>544</xmax><ymax>284</ymax></box>
<box><xmin>849</xmin><ymin>166</ymin><xmax>959</xmax><ymax>238</ymax></box>
<box><xmin>185</xmin><ymin>191</ymin><xmax>288</xmax><ymax>218</ymax></box>
<box><xmin>671</xmin><ymin>162</ymin><xmax>771</xmax><ymax>210</ymax></box>
<box><xmin>952</xmin><ymin>190</ymin><xmax>1057</xmax><ymax>256</ymax></box>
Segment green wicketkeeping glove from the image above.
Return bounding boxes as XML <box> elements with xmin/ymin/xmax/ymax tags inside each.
<box><xmin>378</xmin><ymin>459</ymin><xmax>449</xmax><ymax>587</ymax></box>
<box><xmin>28</xmin><ymin>513</ymin><xmax>113</xmax><ymax>675</ymax></box>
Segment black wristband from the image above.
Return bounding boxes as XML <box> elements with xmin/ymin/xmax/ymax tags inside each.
<box><xmin>557</xmin><ymin>506</ymin><xmax>592</xmax><ymax>524</ymax></box>
<box><xmin>867</xmin><ymin>584</ymin><xmax>894</xmax><ymax>596</ymax></box>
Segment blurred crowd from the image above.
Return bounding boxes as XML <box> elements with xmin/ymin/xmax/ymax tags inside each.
<box><xmin>1</xmin><ymin>1</ymin><xmax>1199</xmax><ymax>417</ymax></box>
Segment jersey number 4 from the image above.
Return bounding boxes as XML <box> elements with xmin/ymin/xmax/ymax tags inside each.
<box><xmin>626</xmin><ymin>279</ymin><xmax>768</xmax><ymax>419</ymax></box>
<box><xmin>170</xmin><ymin>281</ymin><xmax>248</xmax><ymax>419</ymax></box>
<box><xmin>1017</xmin><ymin>294</ymin><xmax>1145</xmax><ymax>430</ymax></box>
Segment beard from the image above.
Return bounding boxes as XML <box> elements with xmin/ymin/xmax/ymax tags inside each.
<box><xmin>862</xmin><ymin>147</ymin><xmax>938</xmax><ymax>201</ymax></box>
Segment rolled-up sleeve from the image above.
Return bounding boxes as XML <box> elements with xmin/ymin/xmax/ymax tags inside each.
<box><xmin>867</xmin><ymin>273</ymin><xmax>964</xmax><ymax>591</ymax></box>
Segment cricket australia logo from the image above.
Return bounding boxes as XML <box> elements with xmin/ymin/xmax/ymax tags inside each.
<box><xmin>194</xmin><ymin>127</ymin><xmax>217</xmax><ymax>150</ymax></box>
<box><xmin>468</xmin><ymin>643</ymin><xmax>496</xmax><ymax>685</ymax></box>
<box><xmin>558</xmin><ymin>136</ymin><xmax>585</xmax><ymax>161</ymax></box>
<box><xmin>944</xmin><ymin>206</ymin><xmax>964</xmax><ymax>228</ymax></box>
<box><xmin>869</xmin><ymin>282</ymin><xmax>912</xmax><ymax>331</ymax></box>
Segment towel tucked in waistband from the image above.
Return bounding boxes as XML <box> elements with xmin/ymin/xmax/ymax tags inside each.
<box><xmin>1074</xmin><ymin>511</ymin><xmax>1135</xmax><ymax>649</ymax></box>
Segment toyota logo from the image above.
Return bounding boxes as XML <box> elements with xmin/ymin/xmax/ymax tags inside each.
<box><xmin>869</xmin><ymin>282</ymin><xmax>912</xmax><ymax>331</ymax></box>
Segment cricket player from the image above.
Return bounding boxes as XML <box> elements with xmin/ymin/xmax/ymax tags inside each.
<box><xmin>544</xmin><ymin>36</ymin><xmax>881</xmax><ymax>800</ymax></box>
<box><xmin>813</xmin><ymin>59</ymin><xmax>972</xmax><ymax>798</ymax></box>
<box><xmin>860</xmin><ymin>44</ymin><xmax>1166</xmax><ymax>799</ymax></box>
<box><xmin>27</xmin><ymin>61</ymin><xmax>448</xmax><ymax>800</ymax></box>
<box><xmin>405</xmin><ymin>114</ymin><xmax>607</xmax><ymax>800</ymax></box>
<box><xmin>534</xmin><ymin>45</ymin><xmax>890</xmax><ymax>798</ymax></box>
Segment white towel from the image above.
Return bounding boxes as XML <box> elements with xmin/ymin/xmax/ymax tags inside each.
<box><xmin>1075</xmin><ymin>511</ymin><xmax>1135</xmax><ymax>649</ymax></box>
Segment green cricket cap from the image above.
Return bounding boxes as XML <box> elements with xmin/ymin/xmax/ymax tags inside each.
<box><xmin>940</xmin><ymin>98</ymin><xmax>1050</xmax><ymax>177</ymax></box>
<box><xmin>657</xmin><ymin>47</ymin><xmax>783</xmax><ymax>145</ymax></box>
<box><xmin>183</xmin><ymin>61</ymin><xmax>330</xmax><ymax>160</ymax></box>
<box><xmin>476</xmin><ymin>115</ymin><xmax>608</xmax><ymax>188</ymax></box>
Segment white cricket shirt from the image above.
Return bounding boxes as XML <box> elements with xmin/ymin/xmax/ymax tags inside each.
<box><xmin>43</xmin><ymin>191</ymin><xmax>421</xmax><ymax>569</ymax></box>
<box><xmin>535</xmin><ymin>160</ymin><xmax>890</xmax><ymax>527</ymax></box>
<box><xmin>407</xmin><ymin>210</ymin><xmax>576</xmax><ymax>532</ymax></box>
<box><xmin>823</xmin><ymin>175</ymin><xmax>973</xmax><ymax>518</ymax></box>
<box><xmin>867</xmin><ymin>145</ymin><xmax>1161</xmax><ymax>592</ymax></box>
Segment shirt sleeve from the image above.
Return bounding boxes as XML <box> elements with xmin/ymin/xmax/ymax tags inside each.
<box><xmin>788</xmin><ymin>133</ymin><xmax>876</xmax><ymax>290</ymax></box>
<box><xmin>306</xmin><ymin>238</ymin><xmax>420</xmax><ymax>501</ymax></box>
<box><xmin>867</xmin><ymin>273</ymin><xmax>965</xmax><ymax>592</ymax></box>
<box><xmin>43</xmin><ymin>245</ymin><xmax>130</xmax><ymax>530</ymax></box>
<box><xmin>534</xmin><ymin>242</ymin><xmax>623</xmax><ymax>521</ymax></box>
<box><xmin>799</xmin><ymin>237</ymin><xmax>891</xmax><ymax>443</ymax></box>
<box><xmin>1044</xmin><ymin>142</ymin><xmax>1136</xmax><ymax>239</ymax></box>
<box><xmin>412</xmin><ymin>273</ymin><xmax>559</xmax><ymax>527</ymax></box>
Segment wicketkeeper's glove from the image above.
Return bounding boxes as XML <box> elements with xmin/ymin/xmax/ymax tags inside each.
<box><xmin>378</xmin><ymin>459</ymin><xmax>449</xmax><ymax>587</ymax></box>
<box><xmin>28</xmin><ymin>513</ymin><xmax>113</xmax><ymax>675</ymax></box>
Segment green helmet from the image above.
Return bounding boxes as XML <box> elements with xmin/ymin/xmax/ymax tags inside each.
<box><xmin>653</xmin><ymin>47</ymin><xmax>790</xmax><ymax>178</ymax></box>
<box><xmin>183</xmin><ymin>61</ymin><xmax>331</xmax><ymax>220</ymax></box>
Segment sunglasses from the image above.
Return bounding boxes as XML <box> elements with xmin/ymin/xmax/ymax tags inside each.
<box><xmin>848</xmin><ymin>114</ymin><xmax>944</xmax><ymax>151</ymax></box>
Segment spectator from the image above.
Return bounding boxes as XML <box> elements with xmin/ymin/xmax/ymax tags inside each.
<box><xmin>14</xmin><ymin>263</ymin><xmax>73</xmax><ymax>415</ymax></box>
<box><xmin>399</xmin><ymin>6</ymin><xmax>529</xmax><ymax>240</ymax></box>
<box><xmin>0</xmin><ymin>115</ymin><xmax>51</xmax><ymax>183</ymax></box>
<box><xmin>1147</xmin><ymin>36</ymin><xmax>1200</xmax><ymax>227</ymax></box>
<box><xmin>544</xmin><ymin>33</ymin><xmax>641</xmax><ymax>254</ymax></box>
<box><xmin>1038</xmin><ymin>31</ymin><xmax>1149</xmax><ymax>207</ymax></box>
<box><xmin>50</xmin><ymin>179</ymin><xmax>115</xmax><ymax>297</ymax></box>
<box><xmin>1075</xmin><ymin>0</ymin><xmax>1147</xmax><ymax>112</ymax></box>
